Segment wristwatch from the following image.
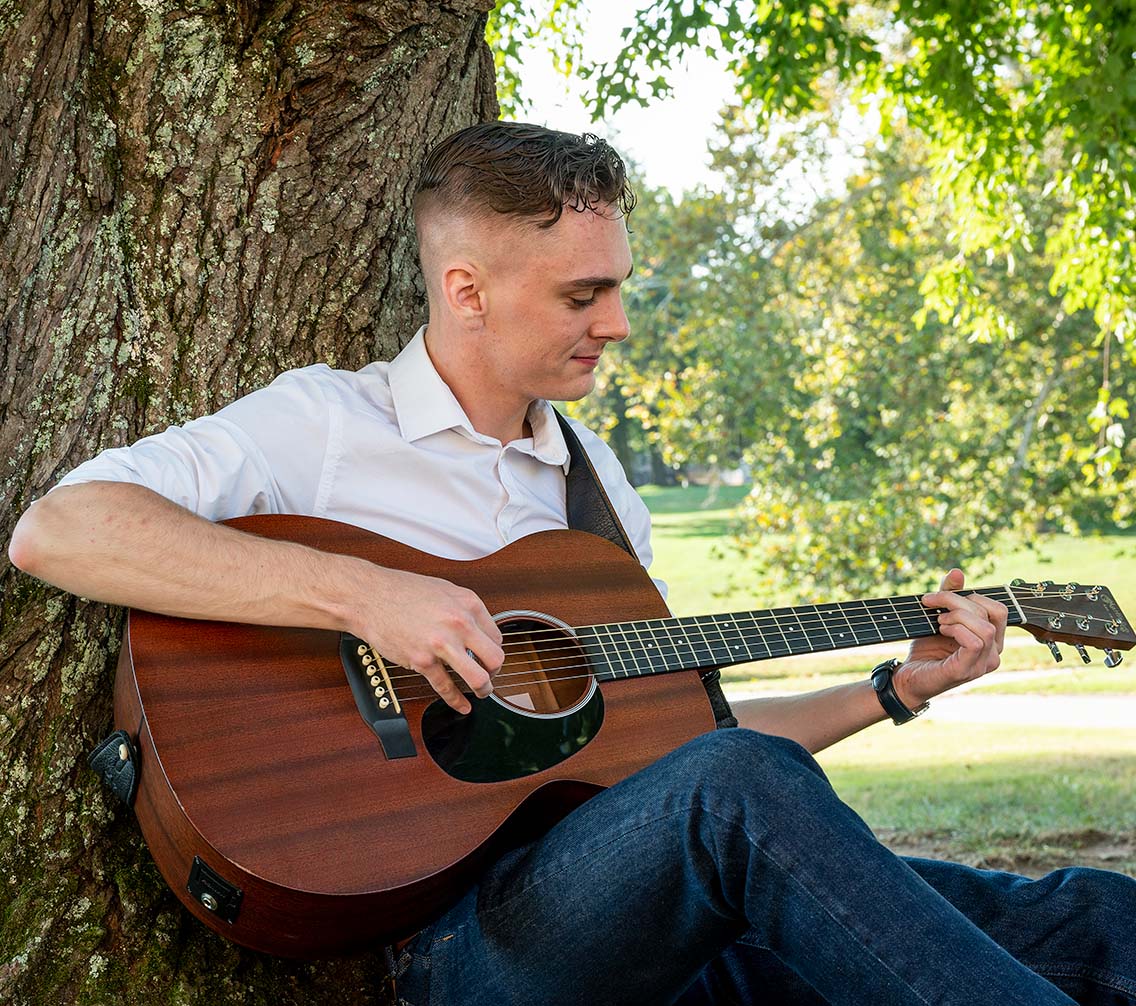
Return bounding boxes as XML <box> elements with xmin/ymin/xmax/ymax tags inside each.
<box><xmin>870</xmin><ymin>658</ymin><xmax>929</xmax><ymax>725</ymax></box>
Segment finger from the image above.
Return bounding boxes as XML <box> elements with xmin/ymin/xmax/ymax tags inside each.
<box><xmin>936</xmin><ymin>608</ymin><xmax>997</xmax><ymax>649</ymax></box>
<box><xmin>442</xmin><ymin>642</ymin><xmax>495</xmax><ymax>699</ymax></box>
<box><xmin>969</xmin><ymin>593</ymin><xmax>1009</xmax><ymax>651</ymax></box>
<box><xmin>940</xmin><ymin>567</ymin><xmax>965</xmax><ymax>591</ymax></box>
<box><xmin>467</xmin><ymin>621</ymin><xmax>505</xmax><ymax>674</ymax></box>
<box><xmin>416</xmin><ymin>661</ymin><xmax>472</xmax><ymax>714</ymax></box>
<box><xmin>936</xmin><ymin>617</ymin><xmax>1001</xmax><ymax>673</ymax></box>
<box><xmin>474</xmin><ymin>606</ymin><xmax>504</xmax><ymax>649</ymax></box>
<box><xmin>938</xmin><ymin>624</ymin><xmax>1002</xmax><ymax>675</ymax></box>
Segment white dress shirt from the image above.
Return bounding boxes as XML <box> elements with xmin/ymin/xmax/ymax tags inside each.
<box><xmin>55</xmin><ymin>327</ymin><xmax>661</xmax><ymax>593</ymax></box>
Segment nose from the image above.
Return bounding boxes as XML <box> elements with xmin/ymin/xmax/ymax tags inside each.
<box><xmin>592</xmin><ymin>293</ymin><xmax>630</xmax><ymax>343</ymax></box>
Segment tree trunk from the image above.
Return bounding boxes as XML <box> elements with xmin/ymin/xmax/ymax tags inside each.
<box><xmin>0</xmin><ymin>2</ymin><xmax>497</xmax><ymax>1002</ymax></box>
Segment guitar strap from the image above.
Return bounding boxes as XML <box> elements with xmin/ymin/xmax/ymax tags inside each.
<box><xmin>554</xmin><ymin>410</ymin><xmax>737</xmax><ymax>730</ymax></box>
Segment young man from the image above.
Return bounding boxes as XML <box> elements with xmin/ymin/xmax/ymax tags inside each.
<box><xmin>10</xmin><ymin>122</ymin><xmax>1136</xmax><ymax>1005</ymax></box>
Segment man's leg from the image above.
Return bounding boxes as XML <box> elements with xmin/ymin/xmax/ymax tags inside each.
<box><xmin>392</xmin><ymin>729</ymin><xmax>1105</xmax><ymax>1006</ymax></box>
<box><xmin>677</xmin><ymin>861</ymin><xmax>1136</xmax><ymax>1005</ymax></box>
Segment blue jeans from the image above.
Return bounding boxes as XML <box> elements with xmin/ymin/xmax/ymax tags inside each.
<box><xmin>393</xmin><ymin>730</ymin><xmax>1136</xmax><ymax>1005</ymax></box>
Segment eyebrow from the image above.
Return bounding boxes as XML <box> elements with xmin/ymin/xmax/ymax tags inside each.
<box><xmin>564</xmin><ymin>264</ymin><xmax>635</xmax><ymax>290</ymax></box>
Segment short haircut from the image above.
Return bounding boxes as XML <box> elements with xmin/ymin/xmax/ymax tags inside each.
<box><xmin>414</xmin><ymin>121</ymin><xmax>637</xmax><ymax>229</ymax></box>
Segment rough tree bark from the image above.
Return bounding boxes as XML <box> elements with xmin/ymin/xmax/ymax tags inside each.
<box><xmin>0</xmin><ymin>2</ymin><xmax>497</xmax><ymax>1002</ymax></box>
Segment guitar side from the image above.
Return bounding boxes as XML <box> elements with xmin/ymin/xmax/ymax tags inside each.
<box><xmin>114</xmin><ymin>515</ymin><xmax>717</xmax><ymax>958</ymax></box>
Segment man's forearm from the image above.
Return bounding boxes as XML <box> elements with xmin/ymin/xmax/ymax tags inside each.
<box><xmin>10</xmin><ymin>481</ymin><xmax>504</xmax><ymax>713</ymax></box>
<box><xmin>738</xmin><ymin>679</ymin><xmax>892</xmax><ymax>754</ymax></box>
<box><xmin>8</xmin><ymin>482</ymin><xmax>368</xmax><ymax>633</ymax></box>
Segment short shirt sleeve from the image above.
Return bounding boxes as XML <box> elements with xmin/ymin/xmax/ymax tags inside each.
<box><xmin>52</xmin><ymin>367</ymin><xmax>337</xmax><ymax>521</ymax></box>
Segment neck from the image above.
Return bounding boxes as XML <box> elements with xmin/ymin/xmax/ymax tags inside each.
<box><xmin>423</xmin><ymin>324</ymin><xmax>532</xmax><ymax>444</ymax></box>
<box><xmin>576</xmin><ymin>586</ymin><xmax>1022</xmax><ymax>682</ymax></box>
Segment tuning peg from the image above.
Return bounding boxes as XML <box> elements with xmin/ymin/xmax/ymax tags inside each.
<box><xmin>1074</xmin><ymin>644</ymin><xmax>1092</xmax><ymax>664</ymax></box>
<box><xmin>1045</xmin><ymin>640</ymin><xmax>1063</xmax><ymax>662</ymax></box>
<box><xmin>1104</xmin><ymin>649</ymin><xmax>1124</xmax><ymax>668</ymax></box>
<box><xmin>1010</xmin><ymin>578</ymin><xmax>1025</xmax><ymax>587</ymax></box>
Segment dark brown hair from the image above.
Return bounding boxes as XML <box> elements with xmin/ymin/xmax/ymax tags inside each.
<box><xmin>415</xmin><ymin>121</ymin><xmax>636</xmax><ymax>228</ymax></box>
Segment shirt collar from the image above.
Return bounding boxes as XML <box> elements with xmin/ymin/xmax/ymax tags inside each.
<box><xmin>388</xmin><ymin>327</ymin><xmax>571</xmax><ymax>472</ymax></box>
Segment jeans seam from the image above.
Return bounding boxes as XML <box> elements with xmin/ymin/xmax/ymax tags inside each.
<box><xmin>482</xmin><ymin>798</ymin><xmax>935</xmax><ymax>1006</ymax></box>
<box><xmin>481</xmin><ymin>803</ymin><xmax>703</xmax><ymax>916</ymax></box>
<box><xmin>1025</xmin><ymin>961</ymin><xmax>1136</xmax><ymax>997</ymax></box>
<box><xmin>697</xmin><ymin>803</ymin><xmax>936</xmax><ymax>1006</ymax></box>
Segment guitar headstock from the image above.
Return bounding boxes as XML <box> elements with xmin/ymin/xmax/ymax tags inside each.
<box><xmin>1007</xmin><ymin>579</ymin><xmax>1135</xmax><ymax>666</ymax></box>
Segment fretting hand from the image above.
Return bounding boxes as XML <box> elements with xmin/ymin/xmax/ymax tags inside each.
<box><xmin>892</xmin><ymin>568</ymin><xmax>1008</xmax><ymax>710</ymax></box>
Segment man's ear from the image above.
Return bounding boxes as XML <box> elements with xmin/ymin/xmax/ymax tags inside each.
<box><xmin>440</xmin><ymin>263</ymin><xmax>487</xmax><ymax>327</ymax></box>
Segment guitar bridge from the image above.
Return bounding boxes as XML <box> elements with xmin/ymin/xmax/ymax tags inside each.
<box><xmin>339</xmin><ymin>634</ymin><xmax>417</xmax><ymax>759</ymax></box>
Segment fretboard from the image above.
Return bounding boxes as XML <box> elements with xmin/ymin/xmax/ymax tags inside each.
<box><xmin>578</xmin><ymin>586</ymin><xmax>1021</xmax><ymax>681</ymax></box>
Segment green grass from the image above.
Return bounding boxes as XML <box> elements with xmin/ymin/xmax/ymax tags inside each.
<box><xmin>639</xmin><ymin>484</ymin><xmax>1136</xmax><ymax>695</ymax></box>
<box><xmin>818</xmin><ymin>720</ymin><xmax>1136</xmax><ymax>873</ymax></box>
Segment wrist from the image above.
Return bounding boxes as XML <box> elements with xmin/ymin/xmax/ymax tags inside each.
<box><xmin>309</xmin><ymin>550</ymin><xmax>382</xmax><ymax>638</ymax></box>
<box><xmin>871</xmin><ymin>658</ymin><xmax>929</xmax><ymax>725</ymax></box>
<box><xmin>890</xmin><ymin>661</ymin><xmax>929</xmax><ymax>711</ymax></box>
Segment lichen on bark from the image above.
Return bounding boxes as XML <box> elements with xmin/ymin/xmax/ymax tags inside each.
<box><xmin>1</xmin><ymin>1</ymin><xmax>498</xmax><ymax>1001</ymax></box>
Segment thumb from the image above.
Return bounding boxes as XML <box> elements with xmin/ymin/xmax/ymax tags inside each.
<box><xmin>941</xmin><ymin>567</ymin><xmax>965</xmax><ymax>591</ymax></box>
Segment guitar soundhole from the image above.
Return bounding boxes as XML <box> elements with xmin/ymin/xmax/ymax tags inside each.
<box><xmin>420</xmin><ymin>610</ymin><xmax>605</xmax><ymax>784</ymax></box>
<box><xmin>492</xmin><ymin>615</ymin><xmax>591</xmax><ymax>716</ymax></box>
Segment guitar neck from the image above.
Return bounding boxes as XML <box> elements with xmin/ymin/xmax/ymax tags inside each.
<box><xmin>579</xmin><ymin>586</ymin><xmax>1022</xmax><ymax>681</ymax></box>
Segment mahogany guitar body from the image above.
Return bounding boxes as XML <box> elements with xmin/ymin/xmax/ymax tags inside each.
<box><xmin>114</xmin><ymin>515</ymin><xmax>716</xmax><ymax>958</ymax></box>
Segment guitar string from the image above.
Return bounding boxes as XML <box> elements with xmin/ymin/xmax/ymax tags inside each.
<box><xmin>375</xmin><ymin>587</ymin><xmax>1023</xmax><ymax>661</ymax></box>
<box><xmin>373</xmin><ymin>596</ymin><xmax>975</xmax><ymax>683</ymax></box>
<box><xmin>389</xmin><ymin>587</ymin><xmax>1101</xmax><ymax>657</ymax></box>
<box><xmin>370</xmin><ymin>597</ymin><xmax>1121</xmax><ymax>702</ymax></box>
<box><xmin>367</xmin><ymin>592</ymin><xmax>1113</xmax><ymax>687</ymax></box>
<box><xmin>367</xmin><ymin>589</ymin><xmax>1098</xmax><ymax>673</ymax></box>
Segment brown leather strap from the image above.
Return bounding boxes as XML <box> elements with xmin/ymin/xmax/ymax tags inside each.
<box><xmin>555</xmin><ymin>410</ymin><xmax>637</xmax><ymax>558</ymax></box>
<box><xmin>554</xmin><ymin>410</ymin><xmax>737</xmax><ymax>730</ymax></box>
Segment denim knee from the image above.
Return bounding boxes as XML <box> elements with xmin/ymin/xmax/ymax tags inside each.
<box><xmin>663</xmin><ymin>728</ymin><xmax>834</xmax><ymax>814</ymax></box>
<box><xmin>1028</xmin><ymin>866</ymin><xmax>1136</xmax><ymax>945</ymax></box>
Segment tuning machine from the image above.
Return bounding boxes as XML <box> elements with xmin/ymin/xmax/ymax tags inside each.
<box><xmin>1074</xmin><ymin>644</ymin><xmax>1092</xmax><ymax>664</ymax></box>
<box><xmin>1044</xmin><ymin>640</ymin><xmax>1063</xmax><ymax>662</ymax></box>
<box><xmin>1104</xmin><ymin>649</ymin><xmax>1124</xmax><ymax>668</ymax></box>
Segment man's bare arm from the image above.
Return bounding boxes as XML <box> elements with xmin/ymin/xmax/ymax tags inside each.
<box><xmin>8</xmin><ymin>482</ymin><xmax>502</xmax><ymax>713</ymax></box>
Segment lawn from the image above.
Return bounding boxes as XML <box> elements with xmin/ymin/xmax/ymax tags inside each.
<box><xmin>818</xmin><ymin>719</ymin><xmax>1136</xmax><ymax>875</ymax></box>
<box><xmin>638</xmin><ymin>483</ymin><xmax>1136</xmax><ymax>874</ymax></box>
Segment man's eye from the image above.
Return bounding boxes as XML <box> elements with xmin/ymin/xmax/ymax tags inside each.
<box><xmin>569</xmin><ymin>294</ymin><xmax>597</xmax><ymax>308</ymax></box>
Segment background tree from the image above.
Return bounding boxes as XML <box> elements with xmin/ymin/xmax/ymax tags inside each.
<box><xmin>0</xmin><ymin>2</ymin><xmax>497</xmax><ymax>1003</ymax></box>
<box><xmin>501</xmin><ymin>0</ymin><xmax>1136</xmax><ymax>454</ymax></box>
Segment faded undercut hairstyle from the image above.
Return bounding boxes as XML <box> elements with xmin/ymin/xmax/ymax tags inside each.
<box><xmin>414</xmin><ymin>121</ymin><xmax>637</xmax><ymax>229</ymax></box>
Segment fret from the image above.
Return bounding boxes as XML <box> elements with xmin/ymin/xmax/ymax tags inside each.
<box><xmin>603</xmin><ymin>623</ymin><xmax>634</xmax><ymax>679</ymax></box>
<box><xmin>736</xmin><ymin>613</ymin><xmax>774</xmax><ymax>661</ymax></box>
<box><xmin>651</xmin><ymin>620</ymin><xmax>686</xmax><ymax>672</ymax></box>
<box><xmin>802</xmin><ymin>604</ymin><xmax>839</xmax><ymax>653</ymax></box>
<box><xmin>588</xmin><ymin>582</ymin><xmax>1022</xmax><ymax>682</ymax></box>
<box><xmin>577</xmin><ymin>626</ymin><xmax>612</xmax><ymax>680</ymax></box>
<box><xmin>757</xmin><ymin>609</ymin><xmax>794</xmax><ymax>658</ymax></box>
<box><xmin>710</xmin><ymin>613</ymin><xmax>755</xmax><ymax>665</ymax></box>
<box><xmin>628</xmin><ymin>620</ymin><xmax>660</xmax><ymax>676</ymax></box>
<box><xmin>890</xmin><ymin>595</ymin><xmax>938</xmax><ymax>639</ymax></box>
<box><xmin>847</xmin><ymin>599</ymin><xmax>884</xmax><ymax>645</ymax></box>
<box><xmin>862</xmin><ymin>597</ymin><xmax>909</xmax><ymax>643</ymax></box>
<box><xmin>813</xmin><ymin>602</ymin><xmax>857</xmax><ymax>649</ymax></box>
<box><xmin>684</xmin><ymin>615</ymin><xmax>723</xmax><ymax>667</ymax></box>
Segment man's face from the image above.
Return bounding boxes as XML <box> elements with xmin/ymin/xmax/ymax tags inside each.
<box><xmin>477</xmin><ymin>206</ymin><xmax>633</xmax><ymax>412</ymax></box>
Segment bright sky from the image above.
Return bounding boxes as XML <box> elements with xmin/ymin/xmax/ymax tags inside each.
<box><xmin>514</xmin><ymin>1</ymin><xmax>738</xmax><ymax>196</ymax></box>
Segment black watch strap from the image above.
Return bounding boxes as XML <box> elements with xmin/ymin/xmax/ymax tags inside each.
<box><xmin>871</xmin><ymin>658</ymin><xmax>929</xmax><ymax>725</ymax></box>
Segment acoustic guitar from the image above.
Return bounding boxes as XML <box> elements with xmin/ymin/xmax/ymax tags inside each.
<box><xmin>111</xmin><ymin>514</ymin><xmax>1134</xmax><ymax>958</ymax></box>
